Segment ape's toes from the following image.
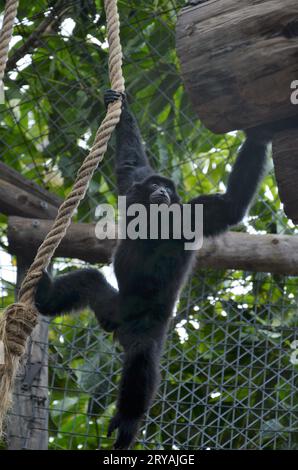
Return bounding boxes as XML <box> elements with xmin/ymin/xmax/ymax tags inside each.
<box><xmin>107</xmin><ymin>413</ymin><xmax>139</xmax><ymax>450</ymax></box>
<box><xmin>99</xmin><ymin>316</ymin><xmax>118</xmax><ymax>333</ymax></box>
<box><xmin>35</xmin><ymin>270</ymin><xmax>52</xmax><ymax>313</ymax></box>
<box><xmin>114</xmin><ymin>439</ymin><xmax>129</xmax><ymax>450</ymax></box>
<box><xmin>107</xmin><ymin>414</ymin><xmax>119</xmax><ymax>438</ymax></box>
<box><xmin>113</xmin><ymin>430</ymin><xmax>133</xmax><ymax>450</ymax></box>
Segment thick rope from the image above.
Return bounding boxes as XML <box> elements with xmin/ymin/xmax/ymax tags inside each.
<box><xmin>0</xmin><ymin>0</ymin><xmax>124</xmax><ymax>438</ymax></box>
<box><xmin>0</xmin><ymin>0</ymin><xmax>19</xmax><ymax>102</ymax></box>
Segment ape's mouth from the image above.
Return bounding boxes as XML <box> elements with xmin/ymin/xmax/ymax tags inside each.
<box><xmin>149</xmin><ymin>193</ymin><xmax>171</xmax><ymax>205</ymax></box>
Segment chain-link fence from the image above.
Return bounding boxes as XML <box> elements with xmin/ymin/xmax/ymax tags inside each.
<box><xmin>0</xmin><ymin>0</ymin><xmax>297</xmax><ymax>450</ymax></box>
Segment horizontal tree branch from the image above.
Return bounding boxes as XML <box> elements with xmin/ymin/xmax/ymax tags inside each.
<box><xmin>0</xmin><ymin>161</ymin><xmax>61</xmax><ymax>206</ymax></box>
<box><xmin>8</xmin><ymin>216</ymin><xmax>116</xmax><ymax>265</ymax></box>
<box><xmin>0</xmin><ymin>161</ymin><xmax>62</xmax><ymax>219</ymax></box>
<box><xmin>197</xmin><ymin>230</ymin><xmax>298</xmax><ymax>275</ymax></box>
<box><xmin>7</xmin><ymin>216</ymin><xmax>298</xmax><ymax>275</ymax></box>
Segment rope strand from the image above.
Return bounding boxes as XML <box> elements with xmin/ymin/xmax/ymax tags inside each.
<box><xmin>0</xmin><ymin>0</ymin><xmax>18</xmax><ymax>102</ymax></box>
<box><xmin>0</xmin><ymin>0</ymin><xmax>124</xmax><ymax>438</ymax></box>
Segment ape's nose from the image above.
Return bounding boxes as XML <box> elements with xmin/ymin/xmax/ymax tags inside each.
<box><xmin>150</xmin><ymin>186</ymin><xmax>170</xmax><ymax>205</ymax></box>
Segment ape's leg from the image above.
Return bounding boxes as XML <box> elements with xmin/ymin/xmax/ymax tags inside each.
<box><xmin>104</xmin><ymin>90</ymin><xmax>154</xmax><ymax>194</ymax></box>
<box><xmin>107</xmin><ymin>324</ymin><xmax>166</xmax><ymax>449</ymax></box>
<box><xmin>190</xmin><ymin>134</ymin><xmax>269</xmax><ymax>237</ymax></box>
<box><xmin>35</xmin><ymin>268</ymin><xmax>120</xmax><ymax>332</ymax></box>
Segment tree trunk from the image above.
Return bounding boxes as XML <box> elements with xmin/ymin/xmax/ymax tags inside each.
<box><xmin>0</xmin><ymin>161</ymin><xmax>61</xmax><ymax>219</ymax></box>
<box><xmin>6</xmin><ymin>257</ymin><xmax>48</xmax><ymax>450</ymax></box>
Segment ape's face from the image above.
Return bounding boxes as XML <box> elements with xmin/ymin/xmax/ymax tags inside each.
<box><xmin>127</xmin><ymin>175</ymin><xmax>180</xmax><ymax>206</ymax></box>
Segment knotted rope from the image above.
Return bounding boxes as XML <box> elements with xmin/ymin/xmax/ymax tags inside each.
<box><xmin>0</xmin><ymin>0</ymin><xmax>19</xmax><ymax>102</ymax></box>
<box><xmin>0</xmin><ymin>0</ymin><xmax>124</xmax><ymax>438</ymax></box>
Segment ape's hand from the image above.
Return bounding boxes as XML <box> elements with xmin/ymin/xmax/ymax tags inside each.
<box><xmin>245</xmin><ymin>115</ymin><xmax>298</xmax><ymax>144</ymax></box>
<box><xmin>107</xmin><ymin>412</ymin><xmax>140</xmax><ymax>450</ymax></box>
<box><xmin>104</xmin><ymin>89</ymin><xmax>126</xmax><ymax>109</ymax></box>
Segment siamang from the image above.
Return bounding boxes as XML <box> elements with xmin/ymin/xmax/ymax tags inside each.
<box><xmin>35</xmin><ymin>90</ymin><xmax>291</xmax><ymax>449</ymax></box>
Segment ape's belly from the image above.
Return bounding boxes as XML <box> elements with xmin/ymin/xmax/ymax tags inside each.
<box><xmin>114</xmin><ymin>239</ymin><xmax>195</xmax><ymax>322</ymax></box>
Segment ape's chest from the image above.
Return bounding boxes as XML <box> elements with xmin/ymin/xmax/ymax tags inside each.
<box><xmin>114</xmin><ymin>239</ymin><xmax>194</xmax><ymax>296</ymax></box>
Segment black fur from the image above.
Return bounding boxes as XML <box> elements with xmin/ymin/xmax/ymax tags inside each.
<box><xmin>36</xmin><ymin>91</ymin><xmax>296</xmax><ymax>449</ymax></box>
<box><xmin>35</xmin><ymin>268</ymin><xmax>119</xmax><ymax>332</ymax></box>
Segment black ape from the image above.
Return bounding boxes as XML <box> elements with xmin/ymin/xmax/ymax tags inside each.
<box><xmin>36</xmin><ymin>91</ymin><xmax>271</xmax><ymax>449</ymax></box>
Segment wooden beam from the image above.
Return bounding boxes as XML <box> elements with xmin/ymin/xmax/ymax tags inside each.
<box><xmin>197</xmin><ymin>231</ymin><xmax>298</xmax><ymax>275</ymax></box>
<box><xmin>0</xmin><ymin>179</ymin><xmax>59</xmax><ymax>219</ymax></box>
<box><xmin>0</xmin><ymin>161</ymin><xmax>62</xmax><ymax>219</ymax></box>
<box><xmin>7</xmin><ymin>216</ymin><xmax>298</xmax><ymax>275</ymax></box>
<box><xmin>272</xmin><ymin>128</ymin><xmax>298</xmax><ymax>224</ymax></box>
<box><xmin>0</xmin><ymin>162</ymin><xmax>61</xmax><ymax>207</ymax></box>
<box><xmin>8</xmin><ymin>216</ymin><xmax>117</xmax><ymax>265</ymax></box>
<box><xmin>176</xmin><ymin>0</ymin><xmax>298</xmax><ymax>133</ymax></box>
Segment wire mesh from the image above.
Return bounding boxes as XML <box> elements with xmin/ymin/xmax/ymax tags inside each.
<box><xmin>0</xmin><ymin>0</ymin><xmax>297</xmax><ymax>450</ymax></box>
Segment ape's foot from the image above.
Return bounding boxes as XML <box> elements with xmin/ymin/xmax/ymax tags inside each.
<box><xmin>107</xmin><ymin>412</ymin><xmax>140</xmax><ymax>450</ymax></box>
<box><xmin>104</xmin><ymin>89</ymin><xmax>125</xmax><ymax>108</ymax></box>
<box><xmin>35</xmin><ymin>270</ymin><xmax>52</xmax><ymax>314</ymax></box>
<box><xmin>98</xmin><ymin>315</ymin><xmax>119</xmax><ymax>333</ymax></box>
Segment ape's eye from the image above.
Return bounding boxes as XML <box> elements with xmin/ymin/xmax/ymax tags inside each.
<box><xmin>151</xmin><ymin>184</ymin><xmax>159</xmax><ymax>191</ymax></box>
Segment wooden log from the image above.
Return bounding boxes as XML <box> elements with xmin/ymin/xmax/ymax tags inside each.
<box><xmin>176</xmin><ymin>0</ymin><xmax>298</xmax><ymax>133</ymax></box>
<box><xmin>272</xmin><ymin>128</ymin><xmax>298</xmax><ymax>224</ymax></box>
<box><xmin>7</xmin><ymin>216</ymin><xmax>298</xmax><ymax>275</ymax></box>
<box><xmin>0</xmin><ymin>161</ymin><xmax>61</xmax><ymax>208</ymax></box>
<box><xmin>0</xmin><ymin>161</ymin><xmax>61</xmax><ymax>219</ymax></box>
<box><xmin>197</xmin><ymin>231</ymin><xmax>298</xmax><ymax>275</ymax></box>
<box><xmin>8</xmin><ymin>216</ymin><xmax>117</xmax><ymax>265</ymax></box>
<box><xmin>0</xmin><ymin>179</ymin><xmax>60</xmax><ymax>219</ymax></box>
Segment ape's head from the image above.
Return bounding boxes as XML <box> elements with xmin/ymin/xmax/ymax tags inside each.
<box><xmin>127</xmin><ymin>175</ymin><xmax>180</xmax><ymax>206</ymax></box>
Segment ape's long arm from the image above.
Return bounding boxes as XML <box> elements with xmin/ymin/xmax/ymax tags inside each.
<box><xmin>191</xmin><ymin>135</ymin><xmax>268</xmax><ymax>237</ymax></box>
<box><xmin>192</xmin><ymin>115</ymin><xmax>298</xmax><ymax>238</ymax></box>
<box><xmin>35</xmin><ymin>269</ymin><xmax>119</xmax><ymax>332</ymax></box>
<box><xmin>104</xmin><ymin>90</ymin><xmax>154</xmax><ymax>194</ymax></box>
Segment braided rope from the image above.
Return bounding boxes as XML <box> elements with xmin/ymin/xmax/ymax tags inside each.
<box><xmin>0</xmin><ymin>0</ymin><xmax>124</xmax><ymax>438</ymax></box>
<box><xmin>0</xmin><ymin>0</ymin><xmax>18</xmax><ymax>102</ymax></box>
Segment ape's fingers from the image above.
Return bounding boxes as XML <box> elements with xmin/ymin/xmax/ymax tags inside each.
<box><xmin>104</xmin><ymin>89</ymin><xmax>125</xmax><ymax>108</ymax></box>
